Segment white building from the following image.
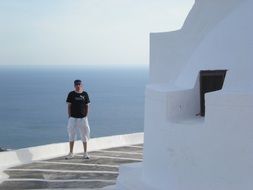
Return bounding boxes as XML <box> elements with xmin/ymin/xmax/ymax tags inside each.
<box><xmin>116</xmin><ymin>0</ymin><xmax>253</xmax><ymax>189</ymax></box>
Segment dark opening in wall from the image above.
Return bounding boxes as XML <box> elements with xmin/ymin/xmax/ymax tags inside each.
<box><xmin>199</xmin><ymin>70</ymin><xmax>227</xmax><ymax>116</ymax></box>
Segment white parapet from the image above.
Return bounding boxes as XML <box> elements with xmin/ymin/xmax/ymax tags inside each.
<box><xmin>0</xmin><ymin>133</ymin><xmax>143</xmax><ymax>182</ymax></box>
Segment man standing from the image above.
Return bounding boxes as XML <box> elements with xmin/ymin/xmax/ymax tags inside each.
<box><xmin>65</xmin><ymin>79</ymin><xmax>90</xmax><ymax>159</ymax></box>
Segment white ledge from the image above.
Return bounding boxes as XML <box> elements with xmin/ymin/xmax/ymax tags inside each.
<box><xmin>0</xmin><ymin>132</ymin><xmax>143</xmax><ymax>182</ymax></box>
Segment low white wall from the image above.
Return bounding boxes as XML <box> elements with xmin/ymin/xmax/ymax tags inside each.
<box><xmin>0</xmin><ymin>133</ymin><xmax>143</xmax><ymax>182</ymax></box>
<box><xmin>145</xmin><ymin>84</ymin><xmax>200</xmax><ymax>122</ymax></box>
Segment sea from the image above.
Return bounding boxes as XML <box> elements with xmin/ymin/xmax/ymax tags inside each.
<box><xmin>0</xmin><ymin>66</ymin><xmax>148</xmax><ymax>149</ymax></box>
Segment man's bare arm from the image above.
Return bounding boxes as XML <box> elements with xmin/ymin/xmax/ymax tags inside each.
<box><xmin>84</xmin><ymin>104</ymin><xmax>89</xmax><ymax>117</ymax></box>
<box><xmin>68</xmin><ymin>103</ymin><xmax>71</xmax><ymax>118</ymax></box>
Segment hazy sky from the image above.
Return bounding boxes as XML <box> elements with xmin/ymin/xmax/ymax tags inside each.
<box><xmin>0</xmin><ymin>0</ymin><xmax>194</xmax><ymax>68</ymax></box>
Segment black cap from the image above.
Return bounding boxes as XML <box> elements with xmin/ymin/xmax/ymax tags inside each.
<box><xmin>74</xmin><ymin>79</ymin><xmax>82</xmax><ymax>85</ymax></box>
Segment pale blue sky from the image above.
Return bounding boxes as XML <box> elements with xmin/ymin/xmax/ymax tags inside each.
<box><xmin>0</xmin><ymin>0</ymin><xmax>194</xmax><ymax>68</ymax></box>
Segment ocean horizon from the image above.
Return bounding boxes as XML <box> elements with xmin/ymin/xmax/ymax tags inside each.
<box><xmin>0</xmin><ymin>66</ymin><xmax>148</xmax><ymax>149</ymax></box>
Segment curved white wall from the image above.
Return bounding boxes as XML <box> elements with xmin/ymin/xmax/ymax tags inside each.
<box><xmin>176</xmin><ymin>0</ymin><xmax>253</xmax><ymax>92</ymax></box>
<box><xmin>142</xmin><ymin>0</ymin><xmax>253</xmax><ymax>189</ymax></box>
<box><xmin>116</xmin><ymin>1</ymin><xmax>253</xmax><ymax>189</ymax></box>
<box><xmin>150</xmin><ymin>0</ymin><xmax>242</xmax><ymax>84</ymax></box>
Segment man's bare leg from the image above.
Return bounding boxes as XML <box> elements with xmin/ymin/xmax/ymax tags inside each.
<box><xmin>83</xmin><ymin>142</ymin><xmax>87</xmax><ymax>152</ymax></box>
<box><xmin>65</xmin><ymin>141</ymin><xmax>75</xmax><ymax>159</ymax></box>
<box><xmin>70</xmin><ymin>141</ymin><xmax>74</xmax><ymax>153</ymax></box>
<box><xmin>83</xmin><ymin>142</ymin><xmax>89</xmax><ymax>159</ymax></box>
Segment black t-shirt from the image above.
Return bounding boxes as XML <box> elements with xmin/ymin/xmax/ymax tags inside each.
<box><xmin>66</xmin><ymin>91</ymin><xmax>90</xmax><ymax>118</ymax></box>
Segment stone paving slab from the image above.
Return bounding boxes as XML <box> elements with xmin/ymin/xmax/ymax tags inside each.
<box><xmin>11</xmin><ymin>163</ymin><xmax>119</xmax><ymax>172</ymax></box>
<box><xmin>0</xmin><ymin>181</ymin><xmax>116</xmax><ymax>190</ymax></box>
<box><xmin>0</xmin><ymin>144</ymin><xmax>143</xmax><ymax>190</ymax></box>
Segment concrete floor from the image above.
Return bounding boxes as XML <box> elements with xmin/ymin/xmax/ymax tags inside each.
<box><xmin>0</xmin><ymin>144</ymin><xmax>143</xmax><ymax>190</ymax></box>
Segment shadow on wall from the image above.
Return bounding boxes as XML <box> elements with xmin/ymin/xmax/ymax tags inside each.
<box><xmin>15</xmin><ymin>149</ymin><xmax>33</xmax><ymax>165</ymax></box>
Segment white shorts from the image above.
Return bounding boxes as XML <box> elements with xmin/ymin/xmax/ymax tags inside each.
<box><xmin>67</xmin><ymin>117</ymin><xmax>90</xmax><ymax>142</ymax></box>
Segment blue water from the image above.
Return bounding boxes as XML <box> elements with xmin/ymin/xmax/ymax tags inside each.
<box><xmin>0</xmin><ymin>67</ymin><xmax>148</xmax><ymax>149</ymax></box>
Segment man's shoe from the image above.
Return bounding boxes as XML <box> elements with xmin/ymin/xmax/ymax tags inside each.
<box><xmin>83</xmin><ymin>152</ymin><xmax>90</xmax><ymax>159</ymax></box>
<box><xmin>65</xmin><ymin>153</ymin><xmax>74</xmax><ymax>160</ymax></box>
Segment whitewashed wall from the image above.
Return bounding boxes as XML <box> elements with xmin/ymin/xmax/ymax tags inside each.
<box><xmin>117</xmin><ymin>0</ymin><xmax>253</xmax><ymax>189</ymax></box>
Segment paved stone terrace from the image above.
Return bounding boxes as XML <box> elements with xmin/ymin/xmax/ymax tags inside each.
<box><xmin>0</xmin><ymin>144</ymin><xmax>143</xmax><ymax>190</ymax></box>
